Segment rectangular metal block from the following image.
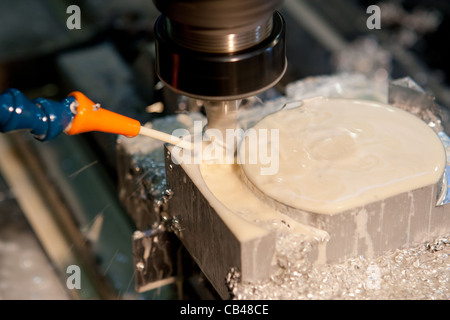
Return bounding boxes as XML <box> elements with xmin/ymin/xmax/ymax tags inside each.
<box><xmin>165</xmin><ymin>146</ymin><xmax>276</xmax><ymax>299</ymax></box>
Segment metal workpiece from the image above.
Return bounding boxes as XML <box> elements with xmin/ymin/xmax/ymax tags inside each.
<box><xmin>164</xmin><ymin>145</ymin><xmax>276</xmax><ymax>299</ymax></box>
<box><xmin>113</xmin><ymin>74</ymin><xmax>450</xmax><ymax>299</ymax></box>
<box><xmin>169</xmin><ymin>75</ymin><xmax>450</xmax><ymax>298</ymax></box>
<box><xmin>237</xmin><ymin>76</ymin><xmax>450</xmax><ymax>263</ymax></box>
<box><xmin>164</xmin><ymin>153</ymin><xmax>450</xmax><ymax>299</ymax></box>
<box><xmin>232</xmin><ymin>76</ymin><xmax>450</xmax><ymax>299</ymax></box>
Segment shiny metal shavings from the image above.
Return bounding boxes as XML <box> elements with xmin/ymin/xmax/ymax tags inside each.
<box><xmin>228</xmin><ymin>235</ymin><xmax>450</xmax><ymax>300</ymax></box>
<box><xmin>389</xmin><ymin>77</ymin><xmax>445</xmax><ymax>134</ymax></box>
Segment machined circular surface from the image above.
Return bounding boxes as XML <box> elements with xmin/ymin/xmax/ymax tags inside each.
<box><xmin>239</xmin><ymin>98</ymin><xmax>446</xmax><ymax>215</ymax></box>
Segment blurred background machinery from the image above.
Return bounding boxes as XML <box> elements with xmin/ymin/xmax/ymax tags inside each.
<box><xmin>0</xmin><ymin>0</ymin><xmax>449</xmax><ymax>299</ymax></box>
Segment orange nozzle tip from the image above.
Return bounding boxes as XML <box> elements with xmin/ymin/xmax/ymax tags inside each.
<box><xmin>65</xmin><ymin>91</ymin><xmax>141</xmax><ymax>137</ymax></box>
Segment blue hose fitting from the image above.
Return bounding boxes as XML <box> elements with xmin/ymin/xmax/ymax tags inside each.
<box><xmin>0</xmin><ymin>88</ymin><xmax>76</xmax><ymax>141</ymax></box>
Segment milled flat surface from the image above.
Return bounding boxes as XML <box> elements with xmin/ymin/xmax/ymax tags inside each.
<box><xmin>241</xmin><ymin>98</ymin><xmax>446</xmax><ymax>215</ymax></box>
